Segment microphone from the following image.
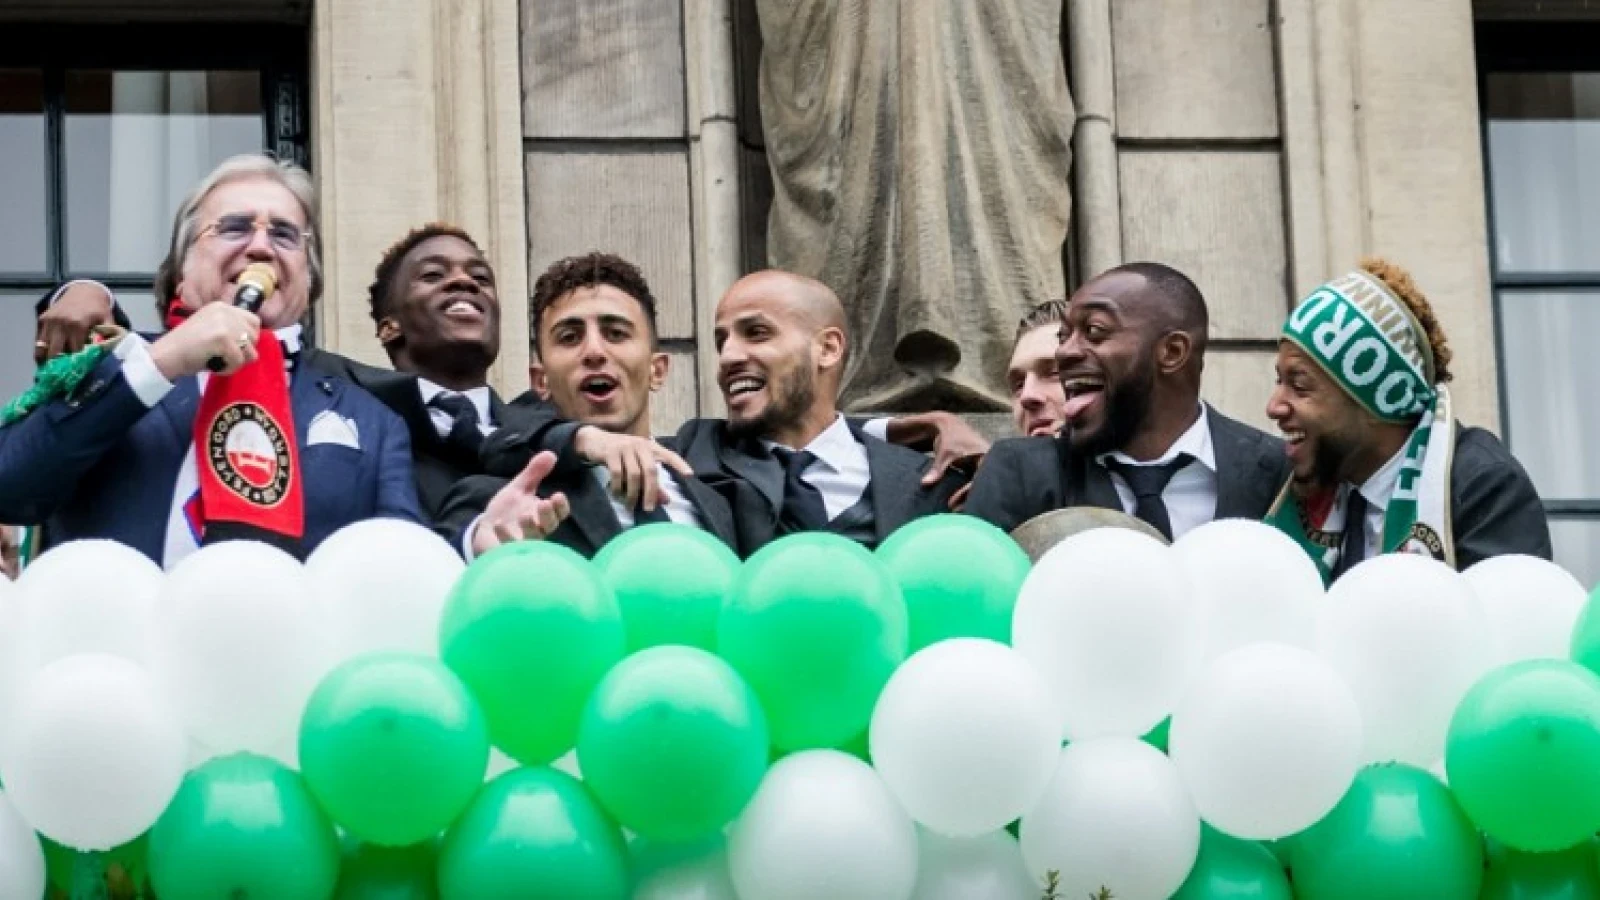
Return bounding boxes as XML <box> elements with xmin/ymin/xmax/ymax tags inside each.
<box><xmin>205</xmin><ymin>264</ymin><xmax>279</xmax><ymax>372</ymax></box>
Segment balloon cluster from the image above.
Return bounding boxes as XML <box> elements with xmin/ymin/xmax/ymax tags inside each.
<box><xmin>0</xmin><ymin>515</ymin><xmax>1596</xmax><ymax>900</ymax></box>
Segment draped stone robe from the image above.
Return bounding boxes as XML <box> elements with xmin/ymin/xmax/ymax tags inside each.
<box><xmin>756</xmin><ymin>0</ymin><xmax>1074</xmax><ymax>412</ymax></box>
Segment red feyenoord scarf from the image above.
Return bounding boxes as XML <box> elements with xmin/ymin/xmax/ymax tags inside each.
<box><xmin>191</xmin><ymin>327</ymin><xmax>305</xmax><ymax>549</ymax></box>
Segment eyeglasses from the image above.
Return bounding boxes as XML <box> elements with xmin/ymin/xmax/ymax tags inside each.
<box><xmin>198</xmin><ymin>214</ymin><xmax>313</xmax><ymax>253</ymax></box>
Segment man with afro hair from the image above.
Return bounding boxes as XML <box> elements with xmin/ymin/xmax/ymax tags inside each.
<box><xmin>1265</xmin><ymin>258</ymin><xmax>1550</xmax><ymax>580</ymax></box>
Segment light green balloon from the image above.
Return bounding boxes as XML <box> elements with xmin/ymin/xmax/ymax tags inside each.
<box><xmin>1446</xmin><ymin>660</ymin><xmax>1600</xmax><ymax>852</ymax></box>
<box><xmin>875</xmin><ymin>514</ymin><xmax>1030</xmax><ymax>651</ymax></box>
<box><xmin>594</xmin><ymin>523</ymin><xmax>739</xmax><ymax>652</ymax></box>
<box><xmin>440</xmin><ymin>541</ymin><xmax>625</xmax><ymax>765</ymax></box>
<box><xmin>1171</xmin><ymin>826</ymin><xmax>1291</xmax><ymax>900</ymax></box>
<box><xmin>717</xmin><ymin>533</ymin><xmax>907</xmax><ymax>751</ymax></box>
<box><xmin>1290</xmin><ymin>763</ymin><xmax>1482</xmax><ymax>899</ymax></box>
<box><xmin>577</xmin><ymin>646</ymin><xmax>768</xmax><ymax>842</ymax></box>
<box><xmin>147</xmin><ymin>753</ymin><xmax>339</xmax><ymax>900</ymax></box>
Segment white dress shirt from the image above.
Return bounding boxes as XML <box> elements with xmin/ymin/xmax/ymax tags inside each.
<box><xmin>593</xmin><ymin>461</ymin><xmax>704</xmax><ymax>529</ymax></box>
<box><xmin>416</xmin><ymin>378</ymin><xmax>495</xmax><ymax>438</ymax></box>
<box><xmin>1348</xmin><ymin>444</ymin><xmax>1406</xmax><ymax>558</ymax></box>
<box><xmin>1096</xmin><ymin>404</ymin><xmax>1219</xmax><ymax>540</ymax></box>
<box><xmin>764</xmin><ymin>414</ymin><xmax>872</xmax><ymax>519</ymax></box>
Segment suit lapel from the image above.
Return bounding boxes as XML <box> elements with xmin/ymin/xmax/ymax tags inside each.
<box><xmin>1209</xmin><ymin>407</ymin><xmax>1268</xmax><ymax>520</ymax></box>
<box><xmin>289</xmin><ymin>364</ymin><xmax>340</xmax><ymax>443</ymax></box>
<box><xmin>487</xmin><ymin>389</ymin><xmax>506</xmax><ymax>430</ymax></box>
<box><xmin>560</xmin><ymin>472</ymin><xmax>624</xmax><ymax>554</ymax></box>
<box><xmin>1076</xmin><ymin>453</ymin><xmax>1124</xmax><ymax>511</ymax></box>
<box><xmin>861</xmin><ymin>432</ymin><xmax>918</xmax><ymax>543</ymax></box>
<box><xmin>678</xmin><ymin>474</ymin><xmax>739</xmax><ymax>549</ymax></box>
<box><xmin>720</xmin><ymin>439</ymin><xmax>784</xmax><ymax>515</ymax></box>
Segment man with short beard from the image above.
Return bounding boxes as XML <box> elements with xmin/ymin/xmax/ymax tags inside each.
<box><xmin>965</xmin><ymin>262</ymin><xmax>1288</xmax><ymax>539</ymax></box>
<box><xmin>483</xmin><ymin>269</ymin><xmax>965</xmax><ymax>554</ymax></box>
<box><xmin>1264</xmin><ymin>259</ymin><xmax>1549</xmax><ymax>579</ymax></box>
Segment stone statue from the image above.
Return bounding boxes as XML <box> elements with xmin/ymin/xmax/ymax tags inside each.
<box><xmin>756</xmin><ymin>0</ymin><xmax>1073</xmax><ymax>412</ymax></box>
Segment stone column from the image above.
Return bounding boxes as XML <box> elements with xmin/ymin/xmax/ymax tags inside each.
<box><xmin>311</xmin><ymin>0</ymin><xmax>530</xmax><ymax>395</ymax></box>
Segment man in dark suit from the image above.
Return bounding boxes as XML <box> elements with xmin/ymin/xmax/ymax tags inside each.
<box><xmin>0</xmin><ymin>154</ymin><xmax>420</xmax><ymax>565</ymax></box>
<box><xmin>437</xmin><ymin>253</ymin><xmax>737</xmax><ymax>557</ymax></box>
<box><xmin>480</xmin><ymin>268</ymin><xmax>965</xmax><ymax>555</ymax></box>
<box><xmin>1264</xmin><ymin>258</ymin><xmax>1549</xmax><ymax>579</ymax></box>
<box><xmin>966</xmin><ymin>262</ymin><xmax>1288</xmax><ymax>539</ymax></box>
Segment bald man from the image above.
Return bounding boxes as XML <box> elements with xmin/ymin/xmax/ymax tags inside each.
<box><xmin>481</xmin><ymin>268</ymin><xmax>966</xmax><ymax>554</ymax></box>
<box><xmin>966</xmin><ymin>262</ymin><xmax>1288</xmax><ymax>539</ymax></box>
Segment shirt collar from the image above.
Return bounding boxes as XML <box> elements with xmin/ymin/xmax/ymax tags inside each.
<box><xmin>1098</xmin><ymin>403</ymin><xmax>1217</xmax><ymax>472</ymax></box>
<box><xmin>274</xmin><ymin>324</ymin><xmax>304</xmax><ymax>358</ymax></box>
<box><xmin>1356</xmin><ymin>442</ymin><xmax>1410</xmax><ymax>514</ymax></box>
<box><xmin>763</xmin><ymin>413</ymin><xmax>858</xmax><ymax>473</ymax></box>
<box><xmin>417</xmin><ymin>377</ymin><xmax>493</xmax><ymax>424</ymax></box>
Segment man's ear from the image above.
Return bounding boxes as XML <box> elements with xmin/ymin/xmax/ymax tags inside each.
<box><xmin>649</xmin><ymin>351</ymin><xmax>670</xmax><ymax>392</ymax></box>
<box><xmin>816</xmin><ymin>326</ymin><xmax>847</xmax><ymax>371</ymax></box>
<box><xmin>529</xmin><ymin>360</ymin><xmax>550</xmax><ymax>400</ymax></box>
<box><xmin>376</xmin><ymin>317</ymin><xmax>402</xmax><ymax>347</ymax></box>
<box><xmin>1157</xmin><ymin>331</ymin><xmax>1193</xmax><ymax>376</ymax></box>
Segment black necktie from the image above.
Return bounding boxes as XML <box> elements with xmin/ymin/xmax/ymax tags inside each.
<box><xmin>772</xmin><ymin>447</ymin><xmax>829</xmax><ymax>533</ymax></box>
<box><xmin>1332</xmin><ymin>489</ymin><xmax>1369</xmax><ymax>580</ymax></box>
<box><xmin>1102</xmin><ymin>453</ymin><xmax>1194</xmax><ymax>541</ymax></box>
<box><xmin>428</xmin><ymin>393</ymin><xmax>485</xmax><ymax>458</ymax></box>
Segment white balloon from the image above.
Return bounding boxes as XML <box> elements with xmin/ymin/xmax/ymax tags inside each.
<box><xmin>1169</xmin><ymin>642</ymin><xmax>1362</xmax><ymax>840</ymax></box>
<box><xmin>305</xmin><ymin>519</ymin><xmax>465</xmax><ymax>659</ymax></box>
<box><xmin>1019</xmin><ymin>738</ymin><xmax>1199</xmax><ymax>900</ymax></box>
<box><xmin>1465</xmin><ymin>554</ymin><xmax>1587</xmax><ymax>666</ymax></box>
<box><xmin>912</xmin><ymin>829</ymin><xmax>1038</xmax><ymax>900</ymax></box>
<box><xmin>870</xmin><ymin>639</ymin><xmax>1058</xmax><ymax>836</ymax></box>
<box><xmin>728</xmin><ymin>750</ymin><xmax>917</xmax><ymax>900</ymax></box>
<box><xmin>15</xmin><ymin>539</ymin><xmax>162</xmax><ymax>674</ymax></box>
<box><xmin>0</xmin><ymin>578</ymin><xmax>19</xmax><ymax>736</ymax></box>
<box><xmin>154</xmin><ymin>542</ymin><xmax>334</xmax><ymax>757</ymax></box>
<box><xmin>1318</xmin><ymin>554</ymin><xmax>1488</xmax><ymax>765</ymax></box>
<box><xmin>0</xmin><ymin>789</ymin><xmax>45</xmax><ymax>900</ymax></box>
<box><xmin>1012</xmin><ymin>529</ymin><xmax>1200</xmax><ymax>740</ymax></box>
<box><xmin>1</xmin><ymin>653</ymin><xmax>186</xmax><ymax>850</ymax></box>
<box><xmin>1173</xmin><ymin>519</ymin><xmax>1324</xmax><ymax>661</ymax></box>
<box><xmin>634</xmin><ymin>841</ymin><xmax>739</xmax><ymax>900</ymax></box>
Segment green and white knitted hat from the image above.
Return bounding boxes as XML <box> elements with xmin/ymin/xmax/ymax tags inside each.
<box><xmin>1281</xmin><ymin>270</ymin><xmax>1437</xmax><ymax>423</ymax></box>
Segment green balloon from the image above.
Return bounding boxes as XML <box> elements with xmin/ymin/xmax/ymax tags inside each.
<box><xmin>42</xmin><ymin>833</ymin><xmax>149</xmax><ymax>896</ymax></box>
<box><xmin>440</xmin><ymin>541</ymin><xmax>626</xmax><ymax>764</ymax></box>
<box><xmin>300</xmin><ymin>653</ymin><xmax>489</xmax><ymax>847</ymax></box>
<box><xmin>1290</xmin><ymin>763</ymin><xmax>1483</xmax><ymax>899</ymax></box>
<box><xmin>1482</xmin><ymin>839</ymin><xmax>1600</xmax><ymax>900</ymax></box>
<box><xmin>718</xmin><ymin>532</ymin><xmax>907</xmax><ymax>751</ymax></box>
<box><xmin>577</xmin><ymin>646</ymin><xmax>768</xmax><ymax>842</ymax></box>
<box><xmin>1446</xmin><ymin>659</ymin><xmax>1600</xmax><ymax>852</ymax></box>
<box><xmin>335</xmin><ymin>839</ymin><xmax>438</xmax><ymax>900</ymax></box>
<box><xmin>437</xmin><ymin>768</ymin><xmax>628</xmax><ymax>900</ymax></box>
<box><xmin>147</xmin><ymin>753</ymin><xmax>340</xmax><ymax>900</ymax></box>
<box><xmin>1171</xmin><ymin>826</ymin><xmax>1292</xmax><ymax>900</ymax></box>
<box><xmin>594</xmin><ymin>523</ymin><xmax>740</xmax><ymax>652</ymax></box>
<box><xmin>1569</xmin><ymin>582</ymin><xmax>1600</xmax><ymax>677</ymax></box>
<box><xmin>875</xmin><ymin>514</ymin><xmax>1030</xmax><ymax>651</ymax></box>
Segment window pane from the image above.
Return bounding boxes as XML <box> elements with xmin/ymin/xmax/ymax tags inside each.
<box><xmin>63</xmin><ymin>70</ymin><xmax>264</xmax><ymax>273</ymax></box>
<box><xmin>0</xmin><ymin>292</ymin><xmax>40</xmax><ymax>408</ymax></box>
<box><xmin>1500</xmin><ymin>289</ymin><xmax>1600</xmax><ymax>499</ymax></box>
<box><xmin>1551</xmin><ymin>518</ymin><xmax>1600</xmax><ymax>592</ymax></box>
<box><xmin>1486</xmin><ymin>72</ymin><xmax>1600</xmax><ymax>274</ymax></box>
<box><xmin>117</xmin><ymin>290</ymin><xmax>162</xmax><ymax>336</ymax></box>
<box><xmin>0</xmin><ymin>70</ymin><xmax>47</xmax><ymax>274</ymax></box>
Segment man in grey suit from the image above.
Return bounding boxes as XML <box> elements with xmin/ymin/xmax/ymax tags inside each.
<box><xmin>965</xmin><ymin>262</ymin><xmax>1289</xmax><ymax>540</ymax></box>
<box><xmin>480</xmin><ymin>269</ymin><xmax>965</xmax><ymax>555</ymax></box>
<box><xmin>1263</xmin><ymin>259</ymin><xmax>1549</xmax><ymax>580</ymax></box>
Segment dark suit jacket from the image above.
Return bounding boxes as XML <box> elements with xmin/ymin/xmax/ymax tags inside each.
<box><xmin>300</xmin><ymin>351</ymin><xmax>549</xmax><ymax>522</ymax></box>
<box><xmin>965</xmin><ymin>405</ymin><xmax>1289</xmax><ymax>534</ymax></box>
<box><xmin>481</xmin><ymin>405</ymin><xmax>966</xmax><ymax>555</ymax></box>
<box><xmin>1445</xmin><ymin>425</ymin><xmax>1551</xmax><ymax>569</ymax></box>
<box><xmin>0</xmin><ymin>342</ymin><xmax>421</xmax><ymax>562</ymax></box>
<box><xmin>433</xmin><ymin>433</ymin><xmax>740</xmax><ymax>559</ymax></box>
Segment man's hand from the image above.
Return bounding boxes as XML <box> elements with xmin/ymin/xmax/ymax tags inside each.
<box><xmin>572</xmin><ymin>427</ymin><xmax>693</xmax><ymax>512</ymax></box>
<box><xmin>471</xmin><ymin>452</ymin><xmax>572</xmax><ymax>556</ymax></box>
<box><xmin>148</xmin><ymin>303</ymin><xmax>261</xmax><ymax>380</ymax></box>
<box><xmin>1</xmin><ymin>525</ymin><xmax>21</xmax><ymax>580</ymax></box>
<box><xmin>35</xmin><ymin>282</ymin><xmax>115</xmax><ymax>364</ymax></box>
<box><xmin>886</xmin><ymin>411</ymin><xmax>990</xmax><ymax>486</ymax></box>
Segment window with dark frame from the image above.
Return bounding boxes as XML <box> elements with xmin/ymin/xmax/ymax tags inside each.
<box><xmin>1478</xmin><ymin>20</ymin><xmax>1600</xmax><ymax>586</ymax></box>
<box><xmin>0</xmin><ymin>23</ymin><xmax>307</xmax><ymax>405</ymax></box>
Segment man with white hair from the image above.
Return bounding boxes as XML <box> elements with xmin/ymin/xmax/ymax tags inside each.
<box><xmin>0</xmin><ymin>154</ymin><xmax>424</xmax><ymax>564</ymax></box>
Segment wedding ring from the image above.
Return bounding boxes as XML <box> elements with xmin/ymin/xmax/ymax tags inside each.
<box><xmin>34</xmin><ymin>341</ymin><xmax>47</xmax><ymax>350</ymax></box>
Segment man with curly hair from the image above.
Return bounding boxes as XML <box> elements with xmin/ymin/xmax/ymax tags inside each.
<box><xmin>1265</xmin><ymin>259</ymin><xmax>1550</xmax><ymax>580</ymax></box>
